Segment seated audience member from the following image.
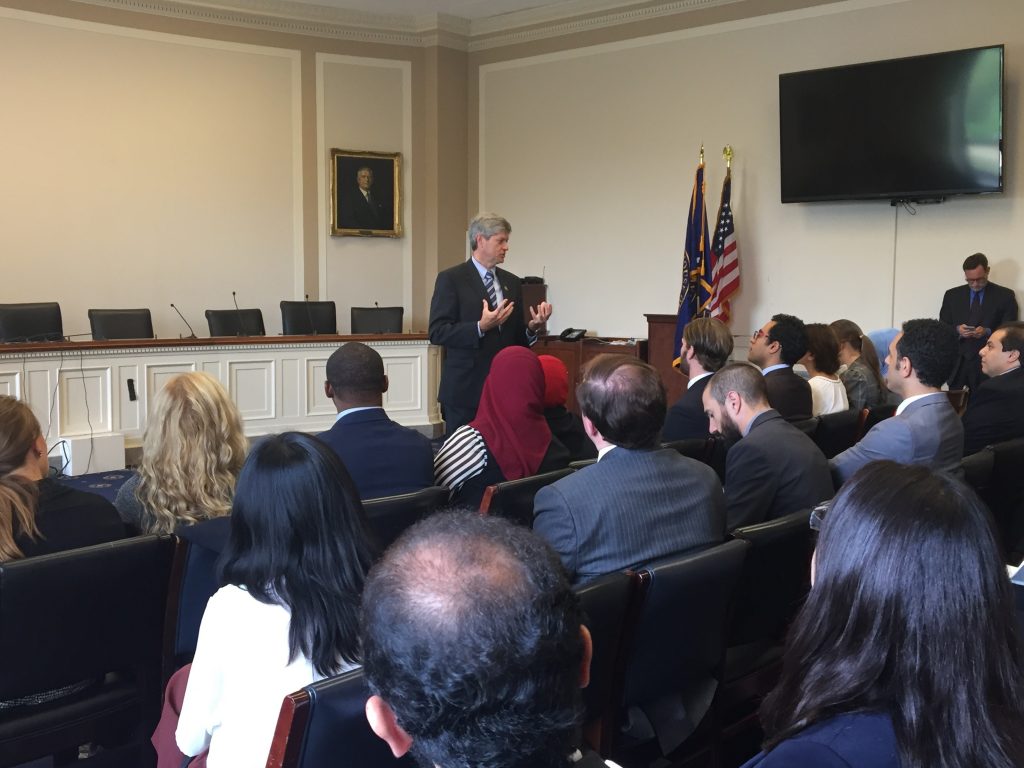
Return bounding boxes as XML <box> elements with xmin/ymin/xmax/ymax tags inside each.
<box><xmin>362</xmin><ymin>512</ymin><xmax>619</xmax><ymax>768</ymax></box>
<box><xmin>745</xmin><ymin>461</ymin><xmax>1024</xmax><ymax>767</ymax></box>
<box><xmin>318</xmin><ymin>341</ymin><xmax>434</xmax><ymax>499</ymax></box>
<box><xmin>800</xmin><ymin>323</ymin><xmax>849</xmax><ymax>416</ymax></box>
<box><xmin>533</xmin><ymin>354</ymin><xmax>724</xmax><ymax>585</ymax></box>
<box><xmin>168</xmin><ymin>433</ymin><xmax>375</xmax><ymax>767</ymax></box>
<box><xmin>538</xmin><ymin>354</ymin><xmax>597</xmax><ymax>463</ymax></box>
<box><xmin>830</xmin><ymin>319</ymin><xmax>962</xmax><ymax>485</ymax></box>
<box><xmin>866</xmin><ymin>327</ymin><xmax>900</xmax><ymax>376</ymax></box>
<box><xmin>434</xmin><ymin>347</ymin><xmax>569</xmax><ymax>508</ymax></box>
<box><xmin>963</xmin><ymin>321</ymin><xmax>1024</xmax><ymax>454</ymax></box>
<box><xmin>747</xmin><ymin>313</ymin><xmax>812</xmax><ymax>421</ymax></box>
<box><xmin>830</xmin><ymin>318</ymin><xmax>888</xmax><ymax>410</ymax></box>
<box><xmin>702</xmin><ymin>363</ymin><xmax>833</xmax><ymax>530</ymax></box>
<box><xmin>115</xmin><ymin>371</ymin><xmax>246</xmax><ymax>535</ymax></box>
<box><xmin>663</xmin><ymin>316</ymin><xmax>734</xmax><ymax>440</ymax></box>
<box><xmin>0</xmin><ymin>395</ymin><xmax>123</xmax><ymax>561</ymax></box>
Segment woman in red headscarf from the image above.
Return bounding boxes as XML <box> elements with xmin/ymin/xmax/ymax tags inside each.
<box><xmin>537</xmin><ymin>355</ymin><xmax>598</xmax><ymax>464</ymax></box>
<box><xmin>434</xmin><ymin>347</ymin><xmax>570</xmax><ymax>508</ymax></box>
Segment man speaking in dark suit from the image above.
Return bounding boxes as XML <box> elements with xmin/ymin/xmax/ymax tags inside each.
<box><xmin>702</xmin><ymin>362</ymin><xmax>833</xmax><ymax>530</ymax></box>
<box><xmin>318</xmin><ymin>342</ymin><xmax>434</xmax><ymax>499</ymax></box>
<box><xmin>940</xmin><ymin>252</ymin><xmax>1019</xmax><ymax>392</ymax></box>
<box><xmin>663</xmin><ymin>316</ymin><xmax>733</xmax><ymax>441</ymax></box>
<box><xmin>963</xmin><ymin>322</ymin><xmax>1024</xmax><ymax>454</ymax></box>
<box><xmin>533</xmin><ymin>355</ymin><xmax>724</xmax><ymax>586</ymax></box>
<box><xmin>428</xmin><ymin>212</ymin><xmax>552</xmax><ymax>434</ymax></box>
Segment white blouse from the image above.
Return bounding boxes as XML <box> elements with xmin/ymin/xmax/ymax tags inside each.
<box><xmin>176</xmin><ymin>584</ymin><xmax>357</xmax><ymax>767</ymax></box>
<box><xmin>808</xmin><ymin>375</ymin><xmax>850</xmax><ymax>416</ymax></box>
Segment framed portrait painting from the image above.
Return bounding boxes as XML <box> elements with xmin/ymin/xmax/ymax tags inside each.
<box><xmin>330</xmin><ymin>149</ymin><xmax>402</xmax><ymax>237</ymax></box>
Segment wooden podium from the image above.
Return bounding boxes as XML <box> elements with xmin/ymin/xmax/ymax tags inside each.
<box><xmin>644</xmin><ymin>314</ymin><xmax>688</xmax><ymax>407</ymax></box>
<box><xmin>532</xmin><ymin>336</ymin><xmax>647</xmax><ymax>413</ymax></box>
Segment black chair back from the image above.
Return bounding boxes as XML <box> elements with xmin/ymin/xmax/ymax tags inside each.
<box><xmin>0</xmin><ymin>535</ymin><xmax>175</xmax><ymax>766</ymax></box>
<box><xmin>351</xmin><ymin>306</ymin><xmax>403</xmax><ymax>334</ymax></box>
<box><xmin>268</xmin><ymin>668</ymin><xmax>413</xmax><ymax>768</ymax></box>
<box><xmin>727</xmin><ymin>510</ymin><xmax>813</xmax><ymax>649</ymax></box>
<box><xmin>88</xmin><ymin>308</ymin><xmax>154</xmax><ymax>340</ymax></box>
<box><xmin>575</xmin><ymin>570</ymin><xmax>637</xmax><ymax>755</ymax></box>
<box><xmin>164</xmin><ymin>517</ymin><xmax>231</xmax><ymax>677</ymax></box>
<box><xmin>280</xmin><ymin>300</ymin><xmax>337</xmax><ymax>335</ymax></box>
<box><xmin>812</xmin><ymin>408</ymin><xmax>861</xmax><ymax>459</ymax></box>
<box><xmin>857</xmin><ymin>403</ymin><xmax>896</xmax><ymax>440</ymax></box>
<box><xmin>618</xmin><ymin>540</ymin><xmax>750</xmax><ymax>757</ymax></box>
<box><xmin>569</xmin><ymin>458</ymin><xmax>596</xmax><ymax>470</ymax></box>
<box><xmin>790</xmin><ymin>417</ymin><xmax>818</xmax><ymax>439</ymax></box>
<box><xmin>480</xmin><ymin>468</ymin><xmax>575</xmax><ymax>526</ymax></box>
<box><xmin>978</xmin><ymin>438</ymin><xmax>1024</xmax><ymax>562</ymax></box>
<box><xmin>961</xmin><ymin>446</ymin><xmax>995</xmax><ymax>493</ymax></box>
<box><xmin>0</xmin><ymin>302</ymin><xmax>63</xmax><ymax>343</ymax></box>
<box><xmin>362</xmin><ymin>486</ymin><xmax>449</xmax><ymax>552</ymax></box>
<box><xmin>661</xmin><ymin>438</ymin><xmax>709</xmax><ymax>462</ymax></box>
<box><xmin>205</xmin><ymin>308</ymin><xmax>266</xmax><ymax>337</ymax></box>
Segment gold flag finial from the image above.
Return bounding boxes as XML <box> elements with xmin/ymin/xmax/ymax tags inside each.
<box><xmin>722</xmin><ymin>145</ymin><xmax>734</xmax><ymax>169</ymax></box>
<box><xmin>699</xmin><ymin>144</ymin><xmax>705</xmax><ymax>165</ymax></box>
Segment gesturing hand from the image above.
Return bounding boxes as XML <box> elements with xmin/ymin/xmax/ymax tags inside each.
<box><xmin>528</xmin><ymin>301</ymin><xmax>553</xmax><ymax>333</ymax></box>
<box><xmin>480</xmin><ymin>299</ymin><xmax>515</xmax><ymax>332</ymax></box>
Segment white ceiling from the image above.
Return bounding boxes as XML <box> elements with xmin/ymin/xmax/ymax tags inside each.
<box><xmin>291</xmin><ymin>0</ymin><xmax>582</xmax><ymax>20</ymax></box>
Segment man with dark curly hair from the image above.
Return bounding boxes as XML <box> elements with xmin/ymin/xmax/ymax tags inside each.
<box><xmin>830</xmin><ymin>318</ymin><xmax>962</xmax><ymax>485</ymax></box>
<box><xmin>747</xmin><ymin>313</ymin><xmax>812</xmax><ymax>421</ymax></box>
<box><xmin>361</xmin><ymin>512</ymin><xmax>618</xmax><ymax>768</ymax></box>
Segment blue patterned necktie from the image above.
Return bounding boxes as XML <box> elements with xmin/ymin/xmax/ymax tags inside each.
<box><xmin>484</xmin><ymin>271</ymin><xmax>498</xmax><ymax>310</ymax></box>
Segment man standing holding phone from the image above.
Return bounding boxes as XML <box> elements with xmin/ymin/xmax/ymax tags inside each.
<box><xmin>940</xmin><ymin>252</ymin><xmax>1018</xmax><ymax>392</ymax></box>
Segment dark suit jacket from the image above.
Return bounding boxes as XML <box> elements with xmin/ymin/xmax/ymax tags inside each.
<box><xmin>724</xmin><ymin>410</ymin><xmax>833</xmax><ymax>530</ymax></box>
<box><xmin>763</xmin><ymin>367</ymin><xmax>813</xmax><ymax>421</ymax></box>
<box><xmin>739</xmin><ymin>712</ymin><xmax>898</xmax><ymax>768</ymax></box>
<box><xmin>343</xmin><ymin>188</ymin><xmax>389</xmax><ymax>230</ymax></box>
<box><xmin>663</xmin><ymin>374</ymin><xmax>712</xmax><ymax>441</ymax></box>
<box><xmin>16</xmin><ymin>479</ymin><xmax>126</xmax><ymax>558</ymax></box>
<box><xmin>318</xmin><ymin>408</ymin><xmax>434</xmax><ymax>500</ymax></box>
<box><xmin>533</xmin><ymin>447</ymin><xmax>725</xmax><ymax>585</ymax></box>
<box><xmin>428</xmin><ymin>259</ymin><xmax>531</xmax><ymax>411</ymax></box>
<box><xmin>962</xmin><ymin>365</ymin><xmax>1024</xmax><ymax>454</ymax></box>
<box><xmin>940</xmin><ymin>281</ymin><xmax>1019</xmax><ymax>388</ymax></box>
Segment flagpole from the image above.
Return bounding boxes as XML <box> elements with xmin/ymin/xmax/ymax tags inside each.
<box><xmin>722</xmin><ymin>145</ymin><xmax>733</xmax><ymax>170</ymax></box>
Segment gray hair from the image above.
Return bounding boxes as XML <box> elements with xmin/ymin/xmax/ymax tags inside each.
<box><xmin>468</xmin><ymin>212</ymin><xmax>511</xmax><ymax>252</ymax></box>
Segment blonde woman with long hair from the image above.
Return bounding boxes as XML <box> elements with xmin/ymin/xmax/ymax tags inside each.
<box><xmin>115</xmin><ymin>372</ymin><xmax>247</xmax><ymax>534</ymax></box>
<box><xmin>0</xmin><ymin>396</ymin><xmax>123</xmax><ymax>562</ymax></box>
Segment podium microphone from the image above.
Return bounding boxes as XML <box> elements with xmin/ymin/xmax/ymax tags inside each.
<box><xmin>304</xmin><ymin>294</ymin><xmax>317</xmax><ymax>335</ymax></box>
<box><xmin>170</xmin><ymin>303</ymin><xmax>197</xmax><ymax>339</ymax></box>
<box><xmin>232</xmin><ymin>291</ymin><xmax>245</xmax><ymax>336</ymax></box>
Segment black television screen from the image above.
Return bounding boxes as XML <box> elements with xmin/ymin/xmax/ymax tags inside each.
<box><xmin>779</xmin><ymin>45</ymin><xmax>1003</xmax><ymax>203</ymax></box>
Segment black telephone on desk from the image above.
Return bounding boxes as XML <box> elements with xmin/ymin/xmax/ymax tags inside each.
<box><xmin>559</xmin><ymin>328</ymin><xmax>586</xmax><ymax>341</ymax></box>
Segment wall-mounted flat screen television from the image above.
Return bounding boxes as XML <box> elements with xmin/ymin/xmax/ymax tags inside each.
<box><xmin>779</xmin><ymin>45</ymin><xmax>1003</xmax><ymax>203</ymax></box>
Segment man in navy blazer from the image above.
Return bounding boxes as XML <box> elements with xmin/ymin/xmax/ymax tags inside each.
<box><xmin>428</xmin><ymin>213</ymin><xmax>552</xmax><ymax>435</ymax></box>
<box><xmin>940</xmin><ymin>252</ymin><xmax>1019</xmax><ymax>391</ymax></box>
<box><xmin>533</xmin><ymin>355</ymin><xmax>724</xmax><ymax>586</ymax></box>
<box><xmin>702</xmin><ymin>363</ymin><xmax>833</xmax><ymax>530</ymax></box>
<box><xmin>663</xmin><ymin>316</ymin><xmax>733</xmax><ymax>441</ymax></box>
<box><xmin>747</xmin><ymin>313</ymin><xmax>812</xmax><ymax>421</ymax></box>
<box><xmin>963</xmin><ymin>322</ymin><xmax>1024</xmax><ymax>454</ymax></box>
<box><xmin>318</xmin><ymin>342</ymin><xmax>434</xmax><ymax>500</ymax></box>
<box><xmin>831</xmin><ymin>319</ymin><xmax>963</xmax><ymax>485</ymax></box>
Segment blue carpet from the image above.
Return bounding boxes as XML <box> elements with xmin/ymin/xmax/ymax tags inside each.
<box><xmin>54</xmin><ymin>470</ymin><xmax>134</xmax><ymax>503</ymax></box>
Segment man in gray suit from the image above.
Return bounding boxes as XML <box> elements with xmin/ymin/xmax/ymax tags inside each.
<box><xmin>702</xmin><ymin>363</ymin><xmax>833</xmax><ymax>530</ymax></box>
<box><xmin>831</xmin><ymin>318</ymin><xmax>963</xmax><ymax>485</ymax></box>
<box><xmin>533</xmin><ymin>354</ymin><xmax>724</xmax><ymax>586</ymax></box>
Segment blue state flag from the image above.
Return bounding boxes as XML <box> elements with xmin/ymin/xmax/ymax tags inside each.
<box><xmin>673</xmin><ymin>158</ymin><xmax>712</xmax><ymax>368</ymax></box>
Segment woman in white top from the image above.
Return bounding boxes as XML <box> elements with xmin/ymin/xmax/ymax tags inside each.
<box><xmin>800</xmin><ymin>323</ymin><xmax>849</xmax><ymax>416</ymax></box>
<box><xmin>175</xmin><ymin>432</ymin><xmax>376</xmax><ymax>767</ymax></box>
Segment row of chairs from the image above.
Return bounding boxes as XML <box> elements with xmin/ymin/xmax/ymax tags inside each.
<box><xmin>265</xmin><ymin>510</ymin><xmax>815</xmax><ymax>768</ymax></box>
<box><xmin>0</xmin><ymin>302</ymin><xmax>404</xmax><ymax>342</ymax></box>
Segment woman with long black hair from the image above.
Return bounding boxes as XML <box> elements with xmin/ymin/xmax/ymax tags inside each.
<box><xmin>745</xmin><ymin>461</ymin><xmax>1024</xmax><ymax>767</ymax></box>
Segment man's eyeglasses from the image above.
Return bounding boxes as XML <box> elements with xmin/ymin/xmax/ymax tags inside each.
<box><xmin>751</xmin><ymin>328</ymin><xmax>766</xmax><ymax>342</ymax></box>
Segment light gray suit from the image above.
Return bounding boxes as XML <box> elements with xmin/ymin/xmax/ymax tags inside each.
<box><xmin>829</xmin><ymin>392</ymin><xmax>963</xmax><ymax>485</ymax></box>
<box><xmin>532</xmin><ymin>447</ymin><xmax>725</xmax><ymax>586</ymax></box>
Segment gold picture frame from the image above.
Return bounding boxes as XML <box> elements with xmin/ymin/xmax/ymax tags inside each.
<box><xmin>330</xmin><ymin>149</ymin><xmax>403</xmax><ymax>237</ymax></box>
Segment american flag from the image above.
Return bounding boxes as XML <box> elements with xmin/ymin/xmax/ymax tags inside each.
<box><xmin>708</xmin><ymin>169</ymin><xmax>740</xmax><ymax>323</ymax></box>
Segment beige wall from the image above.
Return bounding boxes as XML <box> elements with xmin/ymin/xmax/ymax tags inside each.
<box><xmin>1</xmin><ymin>0</ymin><xmax>1020</xmax><ymax>346</ymax></box>
<box><xmin>472</xmin><ymin>0</ymin><xmax>1023</xmax><ymax>339</ymax></box>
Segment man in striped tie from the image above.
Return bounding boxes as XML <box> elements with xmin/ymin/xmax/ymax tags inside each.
<box><xmin>429</xmin><ymin>212</ymin><xmax>553</xmax><ymax>435</ymax></box>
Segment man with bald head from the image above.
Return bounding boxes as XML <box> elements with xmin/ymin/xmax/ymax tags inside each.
<box><xmin>533</xmin><ymin>354</ymin><xmax>724</xmax><ymax>585</ymax></box>
<box><xmin>318</xmin><ymin>341</ymin><xmax>433</xmax><ymax>499</ymax></box>
<box><xmin>702</xmin><ymin>362</ymin><xmax>833</xmax><ymax>529</ymax></box>
<box><xmin>361</xmin><ymin>512</ymin><xmax>616</xmax><ymax>768</ymax></box>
